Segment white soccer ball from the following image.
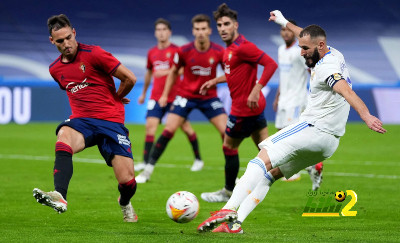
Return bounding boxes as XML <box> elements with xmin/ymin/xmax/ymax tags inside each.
<box><xmin>166</xmin><ymin>191</ymin><xmax>199</xmax><ymax>223</ymax></box>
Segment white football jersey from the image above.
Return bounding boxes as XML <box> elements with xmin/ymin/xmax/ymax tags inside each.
<box><xmin>277</xmin><ymin>41</ymin><xmax>308</xmax><ymax>109</ymax></box>
<box><xmin>300</xmin><ymin>46</ymin><xmax>351</xmax><ymax>137</ymax></box>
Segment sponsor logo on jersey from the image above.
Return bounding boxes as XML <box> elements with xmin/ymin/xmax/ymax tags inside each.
<box><xmin>191</xmin><ymin>66</ymin><xmax>211</xmax><ymax>76</ymax></box>
<box><xmin>154</xmin><ymin>60</ymin><xmax>170</xmax><ymax>70</ymax></box>
<box><xmin>80</xmin><ymin>62</ymin><xmax>86</xmax><ymax>73</ymax></box>
<box><xmin>66</xmin><ymin>78</ymin><xmax>90</xmax><ymax>94</ymax></box>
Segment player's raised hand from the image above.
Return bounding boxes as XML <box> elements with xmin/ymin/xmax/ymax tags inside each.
<box><xmin>121</xmin><ymin>97</ymin><xmax>131</xmax><ymax>104</ymax></box>
<box><xmin>158</xmin><ymin>95</ymin><xmax>168</xmax><ymax>107</ymax></box>
<box><xmin>364</xmin><ymin>114</ymin><xmax>387</xmax><ymax>134</ymax></box>
<box><xmin>269</xmin><ymin>10</ymin><xmax>289</xmax><ymax>27</ymax></box>
<box><xmin>199</xmin><ymin>79</ymin><xmax>216</xmax><ymax>96</ymax></box>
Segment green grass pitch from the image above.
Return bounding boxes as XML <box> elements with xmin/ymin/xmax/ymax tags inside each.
<box><xmin>0</xmin><ymin>122</ymin><xmax>399</xmax><ymax>242</ymax></box>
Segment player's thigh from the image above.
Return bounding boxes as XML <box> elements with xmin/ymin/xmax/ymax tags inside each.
<box><xmin>145</xmin><ymin>117</ymin><xmax>161</xmax><ymax>135</ymax></box>
<box><xmin>210</xmin><ymin>113</ymin><xmax>228</xmax><ymax>134</ymax></box>
<box><xmin>251</xmin><ymin>126</ymin><xmax>269</xmax><ymax>145</ymax></box>
<box><xmin>180</xmin><ymin>120</ymin><xmax>195</xmax><ymax>135</ymax></box>
<box><xmin>111</xmin><ymin>155</ymin><xmax>135</xmax><ymax>184</ymax></box>
<box><xmin>223</xmin><ymin>134</ymin><xmax>243</xmax><ymax>150</ymax></box>
<box><xmin>164</xmin><ymin>113</ymin><xmax>186</xmax><ymax>133</ymax></box>
<box><xmin>57</xmin><ymin>126</ymin><xmax>85</xmax><ymax>153</ymax></box>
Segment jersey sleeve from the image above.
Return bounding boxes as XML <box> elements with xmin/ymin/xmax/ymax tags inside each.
<box><xmin>237</xmin><ymin>42</ymin><xmax>265</xmax><ymax>63</ymax></box>
<box><xmin>92</xmin><ymin>46</ymin><xmax>121</xmax><ymax>75</ymax></box>
<box><xmin>146</xmin><ymin>49</ymin><xmax>153</xmax><ymax>70</ymax></box>
<box><xmin>240</xmin><ymin>42</ymin><xmax>277</xmax><ymax>86</ymax></box>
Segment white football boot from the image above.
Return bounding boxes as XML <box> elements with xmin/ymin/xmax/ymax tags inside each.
<box><xmin>33</xmin><ymin>188</ymin><xmax>67</xmax><ymax>213</ymax></box>
<box><xmin>136</xmin><ymin>164</ymin><xmax>154</xmax><ymax>183</ymax></box>
<box><xmin>201</xmin><ymin>188</ymin><xmax>232</xmax><ymax>203</ymax></box>
<box><xmin>190</xmin><ymin>159</ymin><xmax>204</xmax><ymax>171</ymax></box>
<box><xmin>119</xmin><ymin>198</ymin><xmax>138</xmax><ymax>223</ymax></box>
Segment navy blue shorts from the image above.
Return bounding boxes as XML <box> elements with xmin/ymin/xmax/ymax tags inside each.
<box><xmin>169</xmin><ymin>96</ymin><xmax>226</xmax><ymax>120</ymax></box>
<box><xmin>145</xmin><ymin>99</ymin><xmax>172</xmax><ymax>119</ymax></box>
<box><xmin>56</xmin><ymin>118</ymin><xmax>133</xmax><ymax>166</ymax></box>
<box><xmin>225</xmin><ymin>113</ymin><xmax>267</xmax><ymax>138</ymax></box>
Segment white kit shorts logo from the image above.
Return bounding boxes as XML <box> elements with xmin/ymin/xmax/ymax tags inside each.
<box><xmin>191</xmin><ymin>66</ymin><xmax>211</xmax><ymax>76</ymax></box>
<box><xmin>117</xmin><ymin>134</ymin><xmax>131</xmax><ymax>146</ymax></box>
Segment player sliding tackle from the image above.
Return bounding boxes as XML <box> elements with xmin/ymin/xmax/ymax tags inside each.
<box><xmin>197</xmin><ymin>9</ymin><xmax>386</xmax><ymax>234</ymax></box>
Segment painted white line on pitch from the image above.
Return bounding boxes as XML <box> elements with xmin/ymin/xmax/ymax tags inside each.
<box><xmin>0</xmin><ymin>153</ymin><xmax>399</xmax><ymax>180</ymax></box>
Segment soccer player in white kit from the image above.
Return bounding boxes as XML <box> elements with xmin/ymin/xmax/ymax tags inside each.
<box><xmin>273</xmin><ymin>19</ymin><xmax>323</xmax><ymax>188</ymax></box>
<box><xmin>197</xmin><ymin>10</ymin><xmax>386</xmax><ymax>234</ymax></box>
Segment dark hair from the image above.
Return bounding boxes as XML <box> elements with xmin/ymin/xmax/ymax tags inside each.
<box><xmin>154</xmin><ymin>18</ymin><xmax>171</xmax><ymax>30</ymax></box>
<box><xmin>191</xmin><ymin>14</ymin><xmax>211</xmax><ymax>27</ymax></box>
<box><xmin>213</xmin><ymin>3</ymin><xmax>238</xmax><ymax>21</ymax></box>
<box><xmin>299</xmin><ymin>24</ymin><xmax>326</xmax><ymax>39</ymax></box>
<box><xmin>47</xmin><ymin>14</ymin><xmax>72</xmax><ymax>35</ymax></box>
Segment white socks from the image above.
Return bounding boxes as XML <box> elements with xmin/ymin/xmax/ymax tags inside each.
<box><xmin>223</xmin><ymin>157</ymin><xmax>274</xmax><ymax>211</ymax></box>
<box><xmin>237</xmin><ymin>176</ymin><xmax>271</xmax><ymax>222</ymax></box>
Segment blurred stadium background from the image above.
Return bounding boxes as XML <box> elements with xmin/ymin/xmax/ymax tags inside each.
<box><xmin>1</xmin><ymin>0</ymin><xmax>399</xmax><ymax>124</ymax></box>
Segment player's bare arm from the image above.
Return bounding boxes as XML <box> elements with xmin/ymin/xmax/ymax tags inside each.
<box><xmin>269</xmin><ymin>10</ymin><xmax>303</xmax><ymax>38</ymax></box>
<box><xmin>333</xmin><ymin>79</ymin><xmax>387</xmax><ymax>134</ymax></box>
<box><xmin>138</xmin><ymin>69</ymin><xmax>153</xmax><ymax>104</ymax></box>
<box><xmin>159</xmin><ymin>64</ymin><xmax>179</xmax><ymax>107</ymax></box>
<box><xmin>273</xmin><ymin>87</ymin><xmax>280</xmax><ymax>112</ymax></box>
<box><xmin>199</xmin><ymin>75</ymin><xmax>226</xmax><ymax>95</ymax></box>
<box><xmin>114</xmin><ymin>64</ymin><xmax>137</xmax><ymax>104</ymax></box>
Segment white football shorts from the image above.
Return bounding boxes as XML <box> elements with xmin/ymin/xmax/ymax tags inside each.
<box><xmin>258</xmin><ymin>121</ymin><xmax>340</xmax><ymax>179</ymax></box>
<box><xmin>275</xmin><ymin>105</ymin><xmax>305</xmax><ymax>130</ymax></box>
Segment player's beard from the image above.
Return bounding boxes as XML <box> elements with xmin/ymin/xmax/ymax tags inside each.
<box><xmin>305</xmin><ymin>47</ymin><xmax>320</xmax><ymax>68</ymax></box>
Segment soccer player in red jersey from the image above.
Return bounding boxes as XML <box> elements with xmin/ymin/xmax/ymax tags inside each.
<box><xmin>136</xmin><ymin>14</ymin><xmax>227</xmax><ymax>183</ymax></box>
<box><xmin>199</xmin><ymin>3</ymin><xmax>278</xmax><ymax>203</ymax></box>
<box><xmin>136</xmin><ymin>18</ymin><xmax>203</xmax><ymax>173</ymax></box>
<box><xmin>32</xmin><ymin>14</ymin><xmax>138</xmax><ymax>222</ymax></box>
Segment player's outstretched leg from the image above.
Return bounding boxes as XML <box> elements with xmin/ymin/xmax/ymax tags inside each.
<box><xmin>306</xmin><ymin>162</ymin><xmax>323</xmax><ymax>191</ymax></box>
<box><xmin>33</xmin><ymin>188</ymin><xmax>67</xmax><ymax>213</ymax></box>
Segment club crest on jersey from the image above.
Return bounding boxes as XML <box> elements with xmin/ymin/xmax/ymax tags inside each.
<box><xmin>228</xmin><ymin>52</ymin><xmax>233</xmax><ymax>61</ymax></box>
<box><xmin>80</xmin><ymin>63</ymin><xmax>86</xmax><ymax>73</ymax></box>
<box><xmin>166</xmin><ymin>52</ymin><xmax>171</xmax><ymax>58</ymax></box>
<box><xmin>209</xmin><ymin>58</ymin><xmax>214</xmax><ymax>65</ymax></box>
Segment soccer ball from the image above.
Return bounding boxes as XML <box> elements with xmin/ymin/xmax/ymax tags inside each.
<box><xmin>335</xmin><ymin>191</ymin><xmax>346</xmax><ymax>202</ymax></box>
<box><xmin>166</xmin><ymin>191</ymin><xmax>199</xmax><ymax>223</ymax></box>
